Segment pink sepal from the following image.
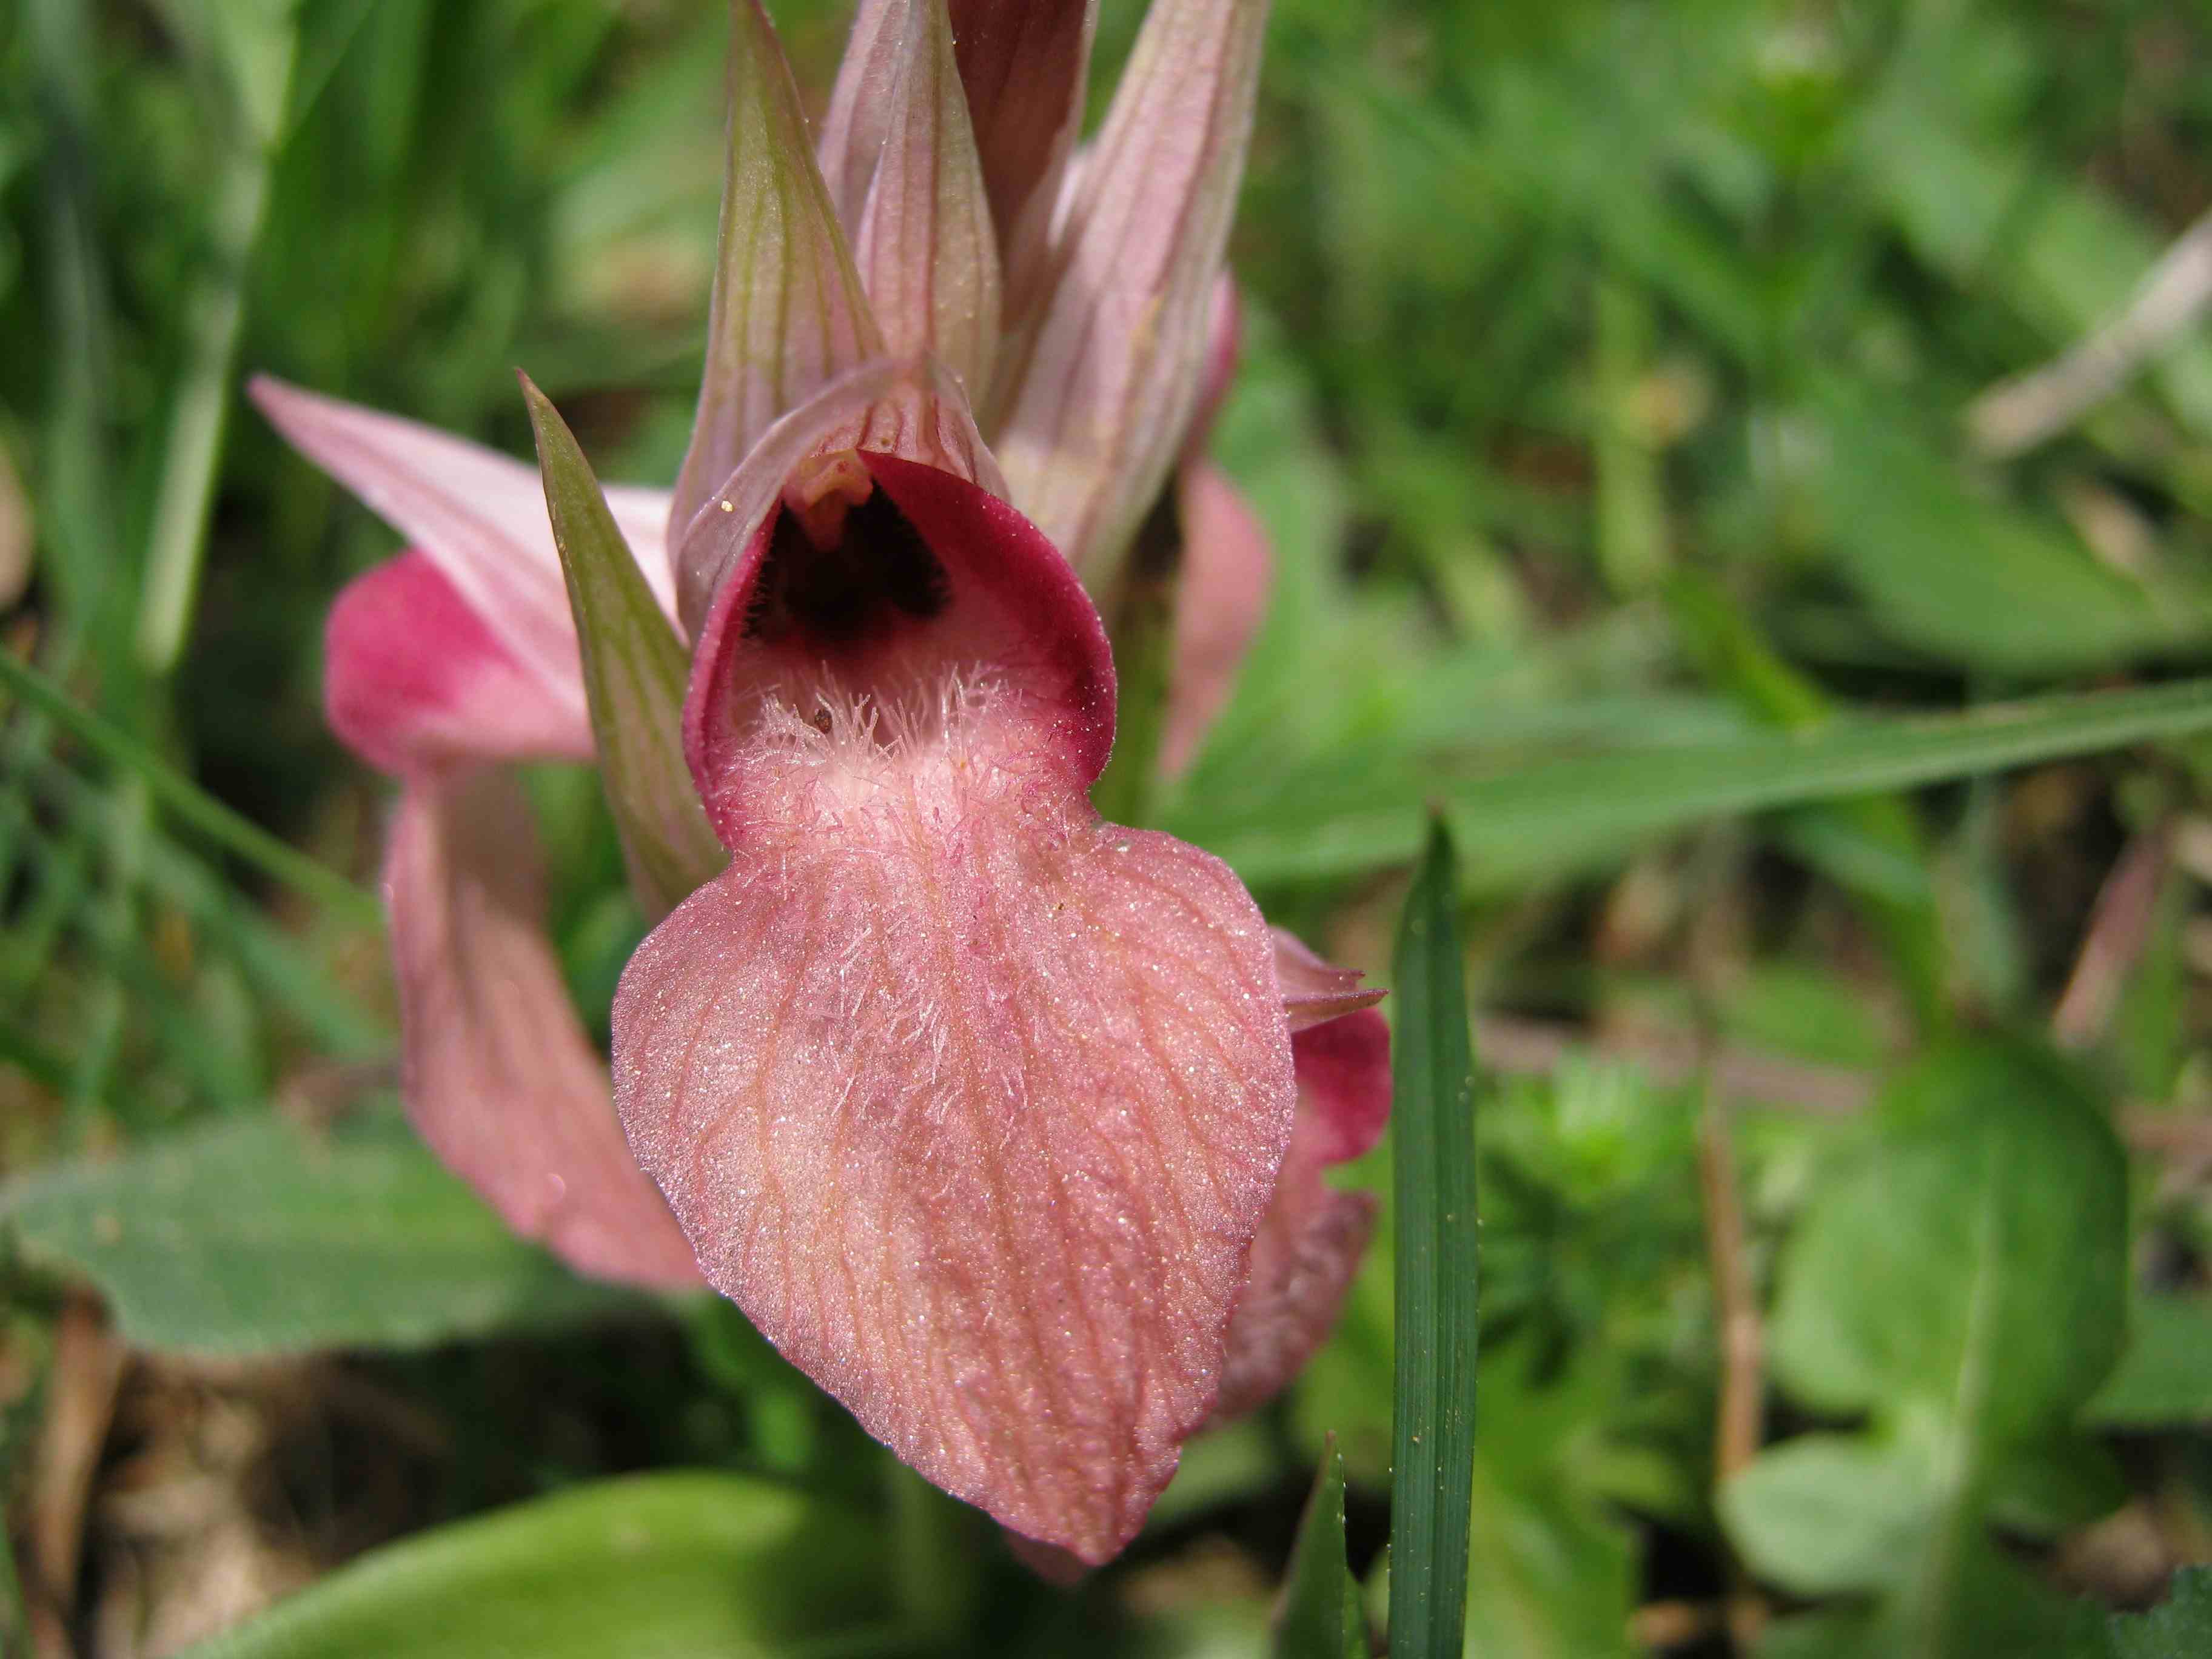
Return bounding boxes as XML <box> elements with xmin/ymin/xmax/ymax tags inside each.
<box><xmin>988</xmin><ymin>0</ymin><xmax>1269</xmax><ymax>589</ymax></box>
<box><xmin>945</xmin><ymin>0</ymin><xmax>1096</xmax><ymax>287</ymax></box>
<box><xmin>1208</xmin><ymin>933</ymin><xmax>1393</xmax><ymax>1422</ymax></box>
<box><xmin>851</xmin><ymin>0</ymin><xmax>1003</xmax><ymax>394</ymax></box>
<box><xmin>385</xmin><ymin>769</ymin><xmax>702</xmax><ymax>1290</ymax></box>
<box><xmin>324</xmin><ymin>552</ymin><xmax>593</xmax><ymax>776</ymax></box>
<box><xmin>667</xmin><ymin>0</ymin><xmax>885</xmax><ymax>554</ymax></box>
<box><xmin>251</xmin><ymin>377</ymin><xmax>679</xmax><ymax>719</ymax></box>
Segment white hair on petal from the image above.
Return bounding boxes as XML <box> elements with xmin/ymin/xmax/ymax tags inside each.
<box><xmin>732</xmin><ymin>665</ymin><xmax>1073</xmax><ymax>845</ymax></box>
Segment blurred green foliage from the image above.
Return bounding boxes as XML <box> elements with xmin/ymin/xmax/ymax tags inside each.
<box><xmin>4</xmin><ymin>0</ymin><xmax>2212</xmax><ymax>1654</ymax></box>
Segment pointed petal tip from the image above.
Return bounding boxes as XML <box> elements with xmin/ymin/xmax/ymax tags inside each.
<box><xmin>387</xmin><ymin>771</ymin><xmax>703</xmax><ymax>1292</ymax></box>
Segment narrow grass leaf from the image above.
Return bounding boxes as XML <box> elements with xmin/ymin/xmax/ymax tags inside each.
<box><xmin>1388</xmin><ymin>820</ymin><xmax>1480</xmax><ymax>1657</ymax></box>
<box><xmin>1276</xmin><ymin>1433</ymin><xmax>1366</xmax><ymax>1659</ymax></box>
<box><xmin>0</xmin><ymin>648</ymin><xmax>381</xmax><ymax>927</ymax></box>
<box><xmin>1181</xmin><ymin>676</ymin><xmax>2212</xmax><ymax>887</ymax></box>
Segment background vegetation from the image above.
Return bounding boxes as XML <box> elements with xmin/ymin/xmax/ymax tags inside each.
<box><xmin>4</xmin><ymin>0</ymin><xmax>2212</xmax><ymax>1653</ymax></box>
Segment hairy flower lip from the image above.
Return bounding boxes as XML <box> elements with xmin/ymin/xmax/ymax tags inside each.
<box><xmin>614</xmin><ymin>695</ymin><xmax>1298</xmax><ymax>1562</ymax></box>
<box><xmin>684</xmin><ymin>452</ymin><xmax>1114</xmax><ymax>848</ymax></box>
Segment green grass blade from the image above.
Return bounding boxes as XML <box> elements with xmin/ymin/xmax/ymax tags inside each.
<box><xmin>1276</xmin><ymin>1433</ymin><xmax>1366</xmax><ymax>1659</ymax></box>
<box><xmin>1388</xmin><ymin>820</ymin><xmax>1480</xmax><ymax>1657</ymax></box>
<box><xmin>0</xmin><ymin>648</ymin><xmax>381</xmax><ymax>928</ymax></box>
<box><xmin>1187</xmin><ymin>676</ymin><xmax>2212</xmax><ymax>886</ymax></box>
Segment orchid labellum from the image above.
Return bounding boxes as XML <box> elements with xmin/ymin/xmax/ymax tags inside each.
<box><xmin>254</xmin><ymin>0</ymin><xmax>1391</xmax><ymax>1566</ymax></box>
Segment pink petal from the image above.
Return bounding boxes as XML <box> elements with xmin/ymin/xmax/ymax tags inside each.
<box><xmin>1289</xmin><ymin>1004</ymin><xmax>1392</xmax><ymax>1167</ymax></box>
<box><xmin>324</xmin><ymin>552</ymin><xmax>594</xmax><ymax>775</ymax></box>
<box><xmin>1272</xmin><ymin>928</ymin><xmax>1387</xmax><ymax>1037</ymax></box>
<box><xmin>684</xmin><ymin>452</ymin><xmax>1113</xmax><ymax>840</ymax></box>
<box><xmin>1185</xmin><ymin>273</ymin><xmax>1243</xmax><ymax>461</ymax></box>
<box><xmin>669</xmin><ymin>0</ymin><xmax>884</xmax><ymax>559</ymax></box>
<box><xmin>1212</xmin><ymin>980</ymin><xmax>1392</xmax><ymax>1423</ymax></box>
<box><xmin>250</xmin><ymin>377</ymin><xmax>681</xmax><ymax>714</ymax></box>
<box><xmin>988</xmin><ymin>0</ymin><xmax>1269</xmax><ymax>591</ymax></box>
<box><xmin>1209</xmin><ymin>1131</ymin><xmax>1378</xmax><ymax>1425</ymax></box>
<box><xmin>945</xmin><ymin>0</ymin><xmax>1096</xmax><ymax>291</ymax></box>
<box><xmin>1159</xmin><ymin>460</ymin><xmax>1271</xmax><ymax>778</ymax></box>
<box><xmin>816</xmin><ymin>0</ymin><xmax>913</xmax><ymax>226</ymax></box>
<box><xmin>387</xmin><ymin>769</ymin><xmax>702</xmax><ymax>1290</ymax></box>
<box><xmin>612</xmin><ymin>749</ymin><xmax>1295</xmax><ymax>1561</ymax></box>
<box><xmin>851</xmin><ymin>0</ymin><xmax>1004</xmax><ymax>394</ymax></box>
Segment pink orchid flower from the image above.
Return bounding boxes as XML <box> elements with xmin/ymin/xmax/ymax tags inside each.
<box><xmin>252</xmin><ymin>0</ymin><xmax>1389</xmax><ymax>1566</ymax></box>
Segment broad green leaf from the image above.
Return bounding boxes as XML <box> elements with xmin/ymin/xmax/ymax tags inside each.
<box><xmin>1804</xmin><ymin>379</ymin><xmax>2207</xmax><ymax>673</ymax></box>
<box><xmin>1276</xmin><ymin>1435</ymin><xmax>1364</xmax><ymax>1659</ymax></box>
<box><xmin>1387</xmin><ymin>821</ymin><xmax>1480</xmax><ymax>1658</ymax></box>
<box><xmin>1855</xmin><ymin>93</ymin><xmax>2212</xmax><ymax>439</ymax></box>
<box><xmin>1728</xmin><ymin>1043</ymin><xmax>2131</xmax><ymax>1659</ymax></box>
<box><xmin>1983</xmin><ymin>1434</ymin><xmax>2128</xmax><ymax>1540</ymax></box>
<box><xmin>2105</xmin><ymin>1569</ymin><xmax>2212</xmax><ymax>1659</ymax></box>
<box><xmin>1173</xmin><ymin>677</ymin><xmax>2212</xmax><ymax>889</ymax></box>
<box><xmin>1721</xmin><ymin>1432</ymin><xmax>1936</xmax><ymax>1597</ymax></box>
<box><xmin>2085</xmin><ymin>1295</ymin><xmax>2212</xmax><ymax>1428</ymax></box>
<box><xmin>0</xmin><ymin>1113</ymin><xmax>638</xmax><ymax>1356</ymax></box>
<box><xmin>1766</xmin><ymin>1044</ymin><xmax>2127</xmax><ymax>1435</ymax></box>
<box><xmin>521</xmin><ymin>374</ymin><xmax>725</xmax><ymax>920</ymax></box>
<box><xmin>178</xmin><ymin>1472</ymin><xmax>895</xmax><ymax>1658</ymax></box>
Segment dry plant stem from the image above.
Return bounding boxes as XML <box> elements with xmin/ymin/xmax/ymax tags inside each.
<box><xmin>1697</xmin><ymin>1079</ymin><xmax>1768</xmax><ymax>1652</ymax></box>
<box><xmin>2053</xmin><ymin>819</ymin><xmax>2172</xmax><ymax>1050</ymax></box>
<box><xmin>1968</xmin><ymin>204</ymin><xmax>2212</xmax><ymax>457</ymax></box>
<box><xmin>1472</xmin><ymin>1012</ymin><xmax>1873</xmax><ymax>1116</ymax></box>
<box><xmin>27</xmin><ymin>1298</ymin><xmax>126</xmax><ymax>1659</ymax></box>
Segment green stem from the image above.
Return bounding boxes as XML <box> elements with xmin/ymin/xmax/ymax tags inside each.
<box><xmin>133</xmin><ymin>15</ymin><xmax>297</xmax><ymax>672</ymax></box>
<box><xmin>0</xmin><ymin>648</ymin><xmax>382</xmax><ymax>928</ymax></box>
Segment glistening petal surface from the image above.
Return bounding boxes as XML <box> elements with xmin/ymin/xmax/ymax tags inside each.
<box><xmin>1215</xmin><ymin>980</ymin><xmax>1391</xmax><ymax>1421</ymax></box>
<box><xmin>613</xmin><ymin>729</ymin><xmax>1296</xmax><ymax>1561</ymax></box>
<box><xmin>386</xmin><ymin>771</ymin><xmax>702</xmax><ymax>1290</ymax></box>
